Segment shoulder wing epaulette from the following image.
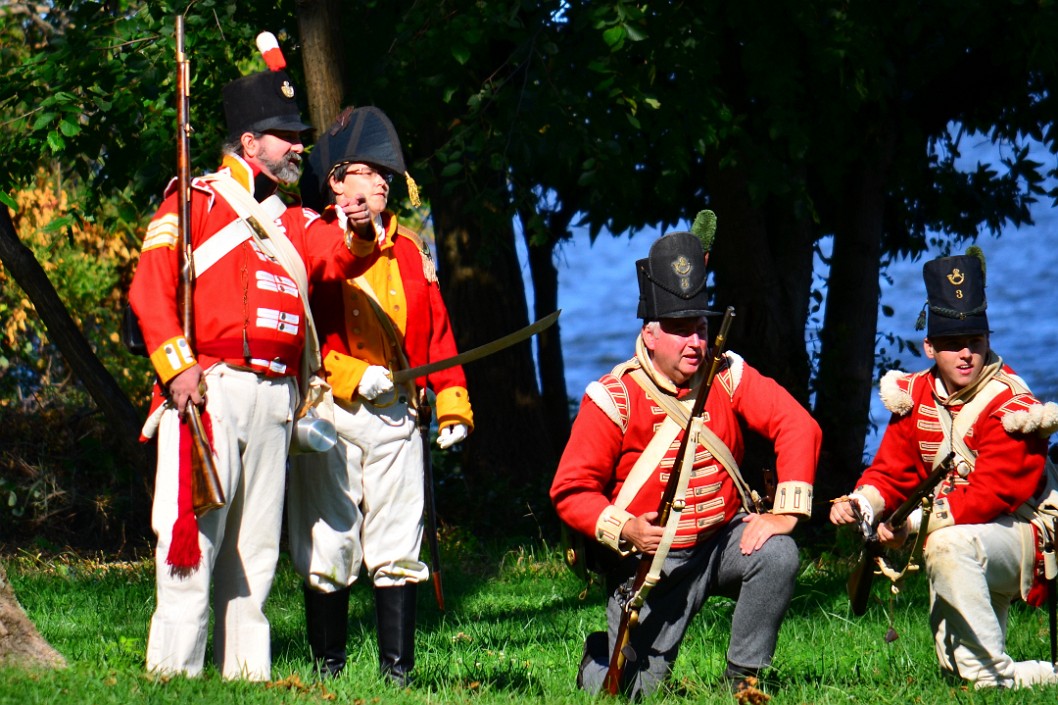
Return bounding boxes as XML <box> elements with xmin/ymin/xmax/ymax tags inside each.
<box><xmin>714</xmin><ymin>351</ymin><xmax>744</xmax><ymax>399</ymax></box>
<box><xmin>1000</xmin><ymin>399</ymin><xmax>1058</xmax><ymax>438</ymax></box>
<box><xmin>878</xmin><ymin>369</ymin><xmax>923</xmax><ymax>416</ymax></box>
<box><xmin>585</xmin><ymin>372</ymin><xmax>631</xmax><ymax>432</ymax></box>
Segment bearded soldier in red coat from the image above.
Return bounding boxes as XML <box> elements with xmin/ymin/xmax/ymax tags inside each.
<box><xmin>831</xmin><ymin>251</ymin><xmax>1058</xmax><ymax>689</ymax></box>
<box><xmin>551</xmin><ymin>230</ymin><xmax>820</xmax><ymax>699</ymax></box>
<box><xmin>129</xmin><ymin>39</ymin><xmax>377</xmax><ymax>681</ymax></box>
<box><xmin>288</xmin><ymin>106</ymin><xmax>473</xmax><ymax>685</ymax></box>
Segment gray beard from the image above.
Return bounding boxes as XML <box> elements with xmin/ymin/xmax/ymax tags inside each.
<box><xmin>260</xmin><ymin>151</ymin><xmax>302</xmax><ymax>184</ymax></box>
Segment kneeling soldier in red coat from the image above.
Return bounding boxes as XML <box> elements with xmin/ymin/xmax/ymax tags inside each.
<box><xmin>551</xmin><ymin>229</ymin><xmax>820</xmax><ymax>699</ymax></box>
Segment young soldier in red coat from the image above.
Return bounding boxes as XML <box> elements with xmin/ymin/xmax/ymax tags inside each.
<box><xmin>831</xmin><ymin>251</ymin><xmax>1058</xmax><ymax>689</ymax></box>
<box><xmin>129</xmin><ymin>40</ymin><xmax>377</xmax><ymax>681</ymax></box>
<box><xmin>288</xmin><ymin>106</ymin><xmax>473</xmax><ymax>685</ymax></box>
<box><xmin>551</xmin><ymin>230</ymin><xmax>820</xmax><ymax>699</ymax></box>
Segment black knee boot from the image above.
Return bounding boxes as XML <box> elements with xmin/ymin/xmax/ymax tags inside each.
<box><xmin>304</xmin><ymin>584</ymin><xmax>350</xmax><ymax>678</ymax></box>
<box><xmin>374</xmin><ymin>583</ymin><xmax>417</xmax><ymax>686</ymax></box>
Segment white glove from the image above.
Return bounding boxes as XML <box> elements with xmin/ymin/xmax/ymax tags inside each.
<box><xmin>357</xmin><ymin>365</ymin><xmax>394</xmax><ymax>401</ymax></box>
<box><xmin>903</xmin><ymin>506</ymin><xmax>923</xmax><ymax>535</ymax></box>
<box><xmin>848</xmin><ymin>492</ymin><xmax>875</xmax><ymax>537</ymax></box>
<box><xmin>437</xmin><ymin>423</ymin><xmax>468</xmax><ymax>449</ymax></box>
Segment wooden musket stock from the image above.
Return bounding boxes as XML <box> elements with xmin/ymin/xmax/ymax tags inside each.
<box><xmin>846</xmin><ymin>451</ymin><xmax>955</xmax><ymax>616</ymax></box>
<box><xmin>175</xmin><ymin>15</ymin><xmax>224</xmax><ymax>516</ymax></box>
<box><xmin>188</xmin><ymin>404</ymin><xmax>224</xmax><ymax>516</ymax></box>
<box><xmin>603</xmin><ymin>307</ymin><xmax>735</xmax><ymax>695</ymax></box>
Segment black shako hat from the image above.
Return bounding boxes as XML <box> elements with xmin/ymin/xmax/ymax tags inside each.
<box><xmin>302</xmin><ymin>106</ymin><xmax>406</xmax><ymax>211</ymax></box>
<box><xmin>222</xmin><ymin>70</ymin><xmax>311</xmax><ymax>139</ymax></box>
<box><xmin>921</xmin><ymin>253</ymin><xmax>989</xmax><ymax>338</ymax></box>
<box><xmin>636</xmin><ymin>231</ymin><xmax>719</xmax><ymax>320</ymax></box>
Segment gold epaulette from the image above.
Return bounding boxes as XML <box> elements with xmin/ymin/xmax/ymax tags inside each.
<box><xmin>395</xmin><ymin>224</ymin><xmax>437</xmax><ymax>284</ymax></box>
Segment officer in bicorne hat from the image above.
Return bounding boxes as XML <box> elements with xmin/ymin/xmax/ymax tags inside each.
<box><xmin>831</xmin><ymin>249</ymin><xmax>1058</xmax><ymax>689</ymax></box>
<box><xmin>287</xmin><ymin>105</ymin><xmax>473</xmax><ymax>684</ymax></box>
<box><xmin>130</xmin><ymin>34</ymin><xmax>378</xmax><ymax>682</ymax></box>
<box><xmin>551</xmin><ymin>225</ymin><xmax>820</xmax><ymax>698</ymax></box>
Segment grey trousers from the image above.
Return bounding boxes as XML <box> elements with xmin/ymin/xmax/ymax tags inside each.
<box><xmin>578</xmin><ymin>517</ymin><xmax>799</xmax><ymax>699</ymax></box>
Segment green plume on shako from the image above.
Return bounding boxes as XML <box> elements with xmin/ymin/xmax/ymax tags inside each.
<box><xmin>691</xmin><ymin>209</ymin><xmax>717</xmax><ymax>254</ymax></box>
<box><xmin>965</xmin><ymin>244</ymin><xmax>986</xmax><ymax>280</ymax></box>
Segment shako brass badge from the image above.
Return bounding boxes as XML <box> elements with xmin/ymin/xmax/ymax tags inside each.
<box><xmin>671</xmin><ymin>255</ymin><xmax>693</xmax><ymax>292</ymax></box>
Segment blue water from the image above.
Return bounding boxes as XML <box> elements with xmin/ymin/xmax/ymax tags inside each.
<box><xmin>538</xmin><ymin>200</ymin><xmax>1058</xmax><ymax>457</ymax></box>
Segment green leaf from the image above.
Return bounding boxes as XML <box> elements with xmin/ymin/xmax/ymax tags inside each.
<box><xmin>32</xmin><ymin>112</ymin><xmax>58</xmax><ymax>130</ymax></box>
<box><xmin>46</xmin><ymin>131</ymin><xmax>66</xmax><ymax>152</ymax></box>
<box><xmin>451</xmin><ymin>44</ymin><xmax>471</xmax><ymax>65</ymax></box>
<box><xmin>624</xmin><ymin>24</ymin><xmax>648</xmax><ymax>42</ymax></box>
<box><xmin>441</xmin><ymin>162</ymin><xmax>463</xmax><ymax>177</ymax></box>
<box><xmin>0</xmin><ymin>192</ymin><xmax>16</xmax><ymax>211</ymax></box>
<box><xmin>59</xmin><ymin>119</ymin><xmax>80</xmax><ymax>137</ymax></box>
<box><xmin>42</xmin><ymin>215</ymin><xmax>78</xmax><ymax>233</ymax></box>
<box><xmin>602</xmin><ymin>26</ymin><xmax>625</xmax><ymax>48</ymax></box>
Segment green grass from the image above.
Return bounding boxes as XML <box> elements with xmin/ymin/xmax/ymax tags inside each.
<box><xmin>3</xmin><ymin>540</ymin><xmax>1057</xmax><ymax>704</ymax></box>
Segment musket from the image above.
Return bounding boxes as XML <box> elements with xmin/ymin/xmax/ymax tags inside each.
<box><xmin>175</xmin><ymin>15</ymin><xmax>224</xmax><ymax>516</ymax></box>
<box><xmin>1049</xmin><ymin>517</ymin><xmax>1057</xmax><ymax>667</ymax></box>
<box><xmin>846</xmin><ymin>451</ymin><xmax>955</xmax><ymax>616</ymax></box>
<box><xmin>603</xmin><ymin>306</ymin><xmax>735</xmax><ymax>696</ymax></box>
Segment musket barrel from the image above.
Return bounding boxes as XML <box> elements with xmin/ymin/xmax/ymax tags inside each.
<box><xmin>174</xmin><ymin>13</ymin><xmax>224</xmax><ymax>516</ymax></box>
<box><xmin>603</xmin><ymin>305</ymin><xmax>735</xmax><ymax>694</ymax></box>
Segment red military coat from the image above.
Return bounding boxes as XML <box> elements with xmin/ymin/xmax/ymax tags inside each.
<box><xmin>551</xmin><ymin>347</ymin><xmax>819</xmax><ymax>553</ymax></box>
<box><xmin>855</xmin><ymin>361</ymin><xmax>1051</xmax><ymax>530</ymax></box>
<box><xmin>129</xmin><ymin>155</ymin><xmax>376</xmax><ymax>387</ymax></box>
<box><xmin>309</xmin><ymin>209</ymin><xmax>473</xmax><ymax>430</ymax></box>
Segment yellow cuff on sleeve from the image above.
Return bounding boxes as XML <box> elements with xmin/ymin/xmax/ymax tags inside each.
<box><xmin>435</xmin><ymin>386</ymin><xmax>473</xmax><ymax>432</ymax></box>
<box><xmin>772</xmin><ymin>480</ymin><xmax>814</xmax><ymax>517</ymax></box>
<box><xmin>323</xmin><ymin>349</ymin><xmax>370</xmax><ymax>403</ymax></box>
<box><xmin>595</xmin><ymin>505</ymin><xmax>635</xmax><ymax>555</ymax></box>
<box><xmin>150</xmin><ymin>336</ymin><xmax>197</xmax><ymax>385</ymax></box>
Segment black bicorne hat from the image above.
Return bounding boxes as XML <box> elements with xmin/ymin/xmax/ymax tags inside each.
<box><xmin>921</xmin><ymin>253</ymin><xmax>989</xmax><ymax>338</ymax></box>
<box><xmin>222</xmin><ymin>69</ymin><xmax>312</xmax><ymax>138</ymax></box>
<box><xmin>302</xmin><ymin>106</ymin><xmax>407</xmax><ymax>211</ymax></box>
<box><xmin>636</xmin><ymin>231</ymin><xmax>720</xmax><ymax>320</ymax></box>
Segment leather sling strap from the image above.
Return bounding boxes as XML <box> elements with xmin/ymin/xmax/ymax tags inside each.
<box><xmin>629</xmin><ymin>367</ymin><xmax>761</xmax><ymax>513</ymax></box>
<box><xmin>632</xmin><ymin>416</ymin><xmax>702</xmax><ymax>608</ymax></box>
<box><xmin>204</xmin><ymin>175</ymin><xmax>322</xmax><ymax>390</ymax></box>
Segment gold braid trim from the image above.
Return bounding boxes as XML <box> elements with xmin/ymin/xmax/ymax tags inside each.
<box><xmin>405</xmin><ymin>171</ymin><xmax>421</xmax><ymax>207</ymax></box>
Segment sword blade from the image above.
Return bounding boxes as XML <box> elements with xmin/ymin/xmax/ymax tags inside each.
<box><xmin>391</xmin><ymin>309</ymin><xmax>561</xmax><ymax>385</ymax></box>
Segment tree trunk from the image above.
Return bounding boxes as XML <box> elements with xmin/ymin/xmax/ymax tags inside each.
<box><xmin>704</xmin><ymin>160</ymin><xmax>817</xmax><ymax>493</ymax></box>
<box><xmin>814</xmin><ymin>139</ymin><xmax>894</xmax><ymax>500</ymax></box>
<box><xmin>706</xmin><ymin>163</ymin><xmax>814</xmax><ymax>402</ymax></box>
<box><xmin>0</xmin><ymin>205</ymin><xmax>148</xmax><ymax>470</ymax></box>
<box><xmin>432</xmin><ymin>192</ymin><xmax>557</xmax><ymax>535</ymax></box>
<box><xmin>0</xmin><ymin>563</ymin><xmax>65</xmax><ymax>668</ymax></box>
<box><xmin>518</xmin><ymin>203</ymin><xmax>572</xmax><ymax>458</ymax></box>
<box><xmin>295</xmin><ymin>0</ymin><xmax>346</xmax><ymax>133</ymax></box>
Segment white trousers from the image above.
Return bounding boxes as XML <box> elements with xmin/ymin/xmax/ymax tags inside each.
<box><xmin>287</xmin><ymin>397</ymin><xmax>428</xmax><ymax>593</ymax></box>
<box><xmin>146</xmin><ymin>365</ymin><xmax>295</xmax><ymax>681</ymax></box>
<box><xmin>925</xmin><ymin>515</ymin><xmax>1058</xmax><ymax>689</ymax></box>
